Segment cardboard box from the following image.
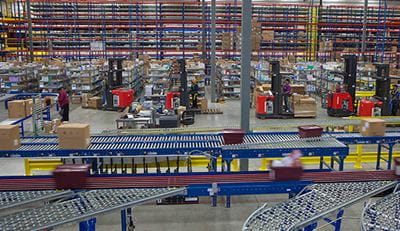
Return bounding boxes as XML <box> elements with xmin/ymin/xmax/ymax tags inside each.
<box><xmin>201</xmin><ymin>99</ymin><xmax>208</xmax><ymax>111</ymax></box>
<box><xmin>0</xmin><ymin>125</ymin><xmax>20</xmax><ymax>150</ymax></box>
<box><xmin>88</xmin><ymin>97</ymin><xmax>102</xmax><ymax>109</ymax></box>
<box><xmin>43</xmin><ymin>121</ymin><xmax>54</xmax><ymax>134</ymax></box>
<box><xmin>8</xmin><ymin>100</ymin><xmax>26</xmax><ymax>118</ymax></box>
<box><xmin>71</xmin><ymin>95</ymin><xmax>82</xmax><ymax>104</ymax></box>
<box><xmin>360</xmin><ymin>118</ymin><xmax>386</xmax><ymax>137</ymax></box>
<box><xmin>24</xmin><ymin>99</ymin><xmax>33</xmax><ymax>116</ymax></box>
<box><xmin>58</xmin><ymin>123</ymin><xmax>91</xmax><ymax>149</ymax></box>
<box><xmin>81</xmin><ymin>93</ymin><xmax>92</xmax><ymax>108</ymax></box>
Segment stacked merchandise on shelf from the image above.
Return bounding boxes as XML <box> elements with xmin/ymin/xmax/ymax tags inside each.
<box><xmin>236</xmin><ymin>19</ymin><xmax>261</xmax><ymax>52</ymax></box>
<box><xmin>217</xmin><ymin>60</ymin><xmax>241</xmax><ymax>99</ymax></box>
<box><xmin>37</xmin><ymin>60</ymin><xmax>68</xmax><ymax>93</ymax></box>
<box><xmin>221</xmin><ymin>32</ymin><xmax>234</xmax><ymax>51</ymax></box>
<box><xmin>0</xmin><ymin>62</ymin><xmax>39</xmax><ymax>93</ymax></box>
<box><xmin>253</xmin><ymin>61</ymin><xmax>270</xmax><ymax>84</ymax></box>
<box><xmin>186</xmin><ymin>59</ymin><xmax>206</xmax><ymax>98</ymax></box>
<box><xmin>318</xmin><ymin>62</ymin><xmax>342</xmax><ymax>108</ymax></box>
<box><xmin>67</xmin><ymin>59</ymin><xmax>107</xmax><ymax>97</ymax></box>
<box><xmin>145</xmin><ymin>59</ymin><xmax>171</xmax><ymax>98</ymax></box>
<box><xmin>292</xmin><ymin>62</ymin><xmax>321</xmax><ymax>94</ymax></box>
<box><xmin>357</xmin><ymin>63</ymin><xmax>376</xmax><ymax>91</ymax></box>
<box><xmin>122</xmin><ymin>60</ymin><xmax>145</xmax><ymax>97</ymax></box>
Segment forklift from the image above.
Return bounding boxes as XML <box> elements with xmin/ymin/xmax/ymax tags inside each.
<box><xmin>327</xmin><ymin>55</ymin><xmax>357</xmax><ymax>117</ymax></box>
<box><xmin>358</xmin><ymin>63</ymin><xmax>394</xmax><ymax>116</ymax></box>
<box><xmin>103</xmin><ymin>58</ymin><xmax>124</xmax><ymax>111</ymax></box>
<box><xmin>256</xmin><ymin>60</ymin><xmax>294</xmax><ymax>119</ymax></box>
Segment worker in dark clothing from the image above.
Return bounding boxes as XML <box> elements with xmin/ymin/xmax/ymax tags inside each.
<box><xmin>391</xmin><ymin>84</ymin><xmax>400</xmax><ymax>116</ymax></box>
<box><xmin>283</xmin><ymin>78</ymin><xmax>292</xmax><ymax>112</ymax></box>
<box><xmin>58</xmin><ymin>87</ymin><xmax>70</xmax><ymax>122</ymax></box>
<box><xmin>190</xmin><ymin>79</ymin><xmax>199</xmax><ymax>108</ymax></box>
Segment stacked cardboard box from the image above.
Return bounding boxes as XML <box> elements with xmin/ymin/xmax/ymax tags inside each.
<box><xmin>221</xmin><ymin>32</ymin><xmax>233</xmax><ymax>50</ymax></box>
<box><xmin>360</xmin><ymin>118</ymin><xmax>385</xmax><ymax>137</ymax></box>
<box><xmin>291</xmin><ymin>85</ymin><xmax>306</xmax><ymax>95</ymax></box>
<box><xmin>290</xmin><ymin>94</ymin><xmax>317</xmax><ymax>118</ymax></box>
<box><xmin>81</xmin><ymin>93</ymin><xmax>92</xmax><ymax>108</ymax></box>
<box><xmin>0</xmin><ymin>125</ymin><xmax>20</xmax><ymax>150</ymax></box>
<box><xmin>7</xmin><ymin>99</ymin><xmax>34</xmax><ymax>118</ymax></box>
<box><xmin>262</xmin><ymin>31</ymin><xmax>274</xmax><ymax>41</ymax></box>
<box><xmin>319</xmin><ymin>40</ymin><xmax>333</xmax><ymax>52</ymax></box>
<box><xmin>88</xmin><ymin>97</ymin><xmax>102</xmax><ymax>109</ymax></box>
<box><xmin>71</xmin><ymin>95</ymin><xmax>82</xmax><ymax>104</ymax></box>
<box><xmin>58</xmin><ymin>123</ymin><xmax>91</xmax><ymax>149</ymax></box>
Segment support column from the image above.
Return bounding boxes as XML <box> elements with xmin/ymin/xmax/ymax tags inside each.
<box><xmin>26</xmin><ymin>0</ymin><xmax>34</xmax><ymax>62</ymax></box>
<box><xmin>240</xmin><ymin>0</ymin><xmax>252</xmax><ymax>171</ymax></box>
<box><xmin>210</xmin><ymin>0</ymin><xmax>217</xmax><ymax>102</ymax></box>
<box><xmin>361</xmin><ymin>0</ymin><xmax>368</xmax><ymax>60</ymax></box>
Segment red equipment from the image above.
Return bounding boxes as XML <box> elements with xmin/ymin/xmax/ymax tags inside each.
<box><xmin>166</xmin><ymin>92</ymin><xmax>180</xmax><ymax>110</ymax></box>
<box><xmin>256</xmin><ymin>95</ymin><xmax>275</xmax><ymax>119</ymax></box>
<box><xmin>327</xmin><ymin>92</ymin><xmax>354</xmax><ymax>117</ymax></box>
<box><xmin>111</xmin><ymin>89</ymin><xmax>134</xmax><ymax>108</ymax></box>
<box><xmin>358</xmin><ymin>99</ymin><xmax>383</xmax><ymax>117</ymax></box>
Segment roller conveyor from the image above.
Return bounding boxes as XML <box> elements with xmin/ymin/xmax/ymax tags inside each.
<box><xmin>243</xmin><ymin>181</ymin><xmax>398</xmax><ymax>231</ymax></box>
<box><xmin>0</xmin><ymin>188</ymin><xmax>185</xmax><ymax>231</ymax></box>
<box><xmin>3</xmin><ymin>131</ymin><xmax>400</xmax><ymax>158</ymax></box>
<box><xmin>0</xmin><ymin>190</ymin><xmax>73</xmax><ymax>211</ymax></box>
<box><xmin>362</xmin><ymin>187</ymin><xmax>400</xmax><ymax>231</ymax></box>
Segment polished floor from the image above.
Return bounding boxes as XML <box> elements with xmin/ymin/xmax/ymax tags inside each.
<box><xmin>0</xmin><ymin>99</ymin><xmax>394</xmax><ymax>231</ymax></box>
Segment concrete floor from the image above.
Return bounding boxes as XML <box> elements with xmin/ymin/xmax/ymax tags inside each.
<box><xmin>0</xmin><ymin>99</ymin><xmax>394</xmax><ymax>230</ymax></box>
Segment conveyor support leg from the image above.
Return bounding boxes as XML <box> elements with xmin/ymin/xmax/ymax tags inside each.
<box><xmin>79</xmin><ymin>218</ymin><xmax>96</xmax><ymax>231</ymax></box>
<box><xmin>353</xmin><ymin>144</ymin><xmax>363</xmax><ymax>169</ymax></box>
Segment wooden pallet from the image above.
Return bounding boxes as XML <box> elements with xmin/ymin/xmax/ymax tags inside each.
<box><xmin>201</xmin><ymin>109</ymin><xmax>223</xmax><ymax>114</ymax></box>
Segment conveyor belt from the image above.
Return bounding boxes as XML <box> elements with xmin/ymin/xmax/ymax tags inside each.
<box><xmin>0</xmin><ymin>188</ymin><xmax>185</xmax><ymax>231</ymax></box>
<box><xmin>362</xmin><ymin>187</ymin><xmax>400</xmax><ymax>231</ymax></box>
<box><xmin>243</xmin><ymin>181</ymin><xmax>397</xmax><ymax>231</ymax></box>
<box><xmin>0</xmin><ymin>190</ymin><xmax>73</xmax><ymax>211</ymax></box>
<box><xmin>0</xmin><ymin>171</ymin><xmax>397</xmax><ymax>191</ymax></box>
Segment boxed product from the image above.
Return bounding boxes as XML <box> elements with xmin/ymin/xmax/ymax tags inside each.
<box><xmin>58</xmin><ymin>123</ymin><xmax>91</xmax><ymax>149</ymax></box>
<box><xmin>81</xmin><ymin>93</ymin><xmax>93</xmax><ymax>108</ymax></box>
<box><xmin>52</xmin><ymin>118</ymin><xmax>62</xmax><ymax>133</ymax></box>
<box><xmin>0</xmin><ymin>125</ymin><xmax>20</xmax><ymax>150</ymax></box>
<box><xmin>71</xmin><ymin>95</ymin><xmax>82</xmax><ymax>104</ymax></box>
<box><xmin>8</xmin><ymin>100</ymin><xmax>26</xmax><ymax>118</ymax></box>
<box><xmin>360</xmin><ymin>118</ymin><xmax>386</xmax><ymax>137</ymax></box>
<box><xmin>53</xmin><ymin>164</ymin><xmax>90</xmax><ymax>189</ymax></box>
<box><xmin>43</xmin><ymin>121</ymin><xmax>54</xmax><ymax>134</ymax></box>
<box><xmin>200</xmin><ymin>99</ymin><xmax>208</xmax><ymax>111</ymax></box>
<box><xmin>270</xmin><ymin>150</ymin><xmax>303</xmax><ymax>181</ymax></box>
<box><xmin>24</xmin><ymin>99</ymin><xmax>33</xmax><ymax>116</ymax></box>
<box><xmin>88</xmin><ymin>97</ymin><xmax>102</xmax><ymax>109</ymax></box>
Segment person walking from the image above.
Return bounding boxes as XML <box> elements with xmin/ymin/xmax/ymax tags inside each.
<box><xmin>282</xmin><ymin>78</ymin><xmax>292</xmax><ymax>112</ymax></box>
<box><xmin>58</xmin><ymin>87</ymin><xmax>70</xmax><ymax>122</ymax></box>
<box><xmin>391</xmin><ymin>84</ymin><xmax>400</xmax><ymax>116</ymax></box>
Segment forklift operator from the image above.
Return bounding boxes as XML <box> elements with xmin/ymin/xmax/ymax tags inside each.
<box><xmin>391</xmin><ymin>84</ymin><xmax>400</xmax><ymax>116</ymax></box>
<box><xmin>283</xmin><ymin>78</ymin><xmax>292</xmax><ymax>112</ymax></box>
<box><xmin>190</xmin><ymin>79</ymin><xmax>199</xmax><ymax>108</ymax></box>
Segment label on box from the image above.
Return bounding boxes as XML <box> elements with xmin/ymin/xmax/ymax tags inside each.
<box><xmin>14</xmin><ymin>139</ymin><xmax>18</xmax><ymax>146</ymax></box>
<box><xmin>365</xmin><ymin>122</ymin><xmax>369</xmax><ymax>128</ymax></box>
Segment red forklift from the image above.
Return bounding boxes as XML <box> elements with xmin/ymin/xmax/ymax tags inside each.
<box><xmin>327</xmin><ymin>55</ymin><xmax>357</xmax><ymax>117</ymax></box>
<box><xmin>256</xmin><ymin>61</ymin><xmax>294</xmax><ymax>119</ymax></box>
<box><xmin>358</xmin><ymin>63</ymin><xmax>393</xmax><ymax>116</ymax></box>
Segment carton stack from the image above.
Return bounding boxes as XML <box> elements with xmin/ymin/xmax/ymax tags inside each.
<box><xmin>58</xmin><ymin>123</ymin><xmax>91</xmax><ymax>149</ymax></box>
<box><xmin>319</xmin><ymin>40</ymin><xmax>333</xmax><ymax>52</ymax></box>
<box><xmin>291</xmin><ymin>85</ymin><xmax>306</xmax><ymax>95</ymax></box>
<box><xmin>0</xmin><ymin>125</ymin><xmax>20</xmax><ymax>150</ymax></box>
<box><xmin>8</xmin><ymin>99</ymin><xmax>35</xmax><ymax>118</ymax></box>
<box><xmin>290</xmin><ymin>94</ymin><xmax>317</xmax><ymax>118</ymax></box>
<box><xmin>251</xmin><ymin>20</ymin><xmax>261</xmax><ymax>51</ymax></box>
<box><xmin>221</xmin><ymin>32</ymin><xmax>233</xmax><ymax>50</ymax></box>
<box><xmin>81</xmin><ymin>93</ymin><xmax>92</xmax><ymax>108</ymax></box>
<box><xmin>262</xmin><ymin>30</ymin><xmax>274</xmax><ymax>41</ymax></box>
<box><xmin>88</xmin><ymin>97</ymin><xmax>102</xmax><ymax>109</ymax></box>
<box><xmin>360</xmin><ymin>118</ymin><xmax>386</xmax><ymax>137</ymax></box>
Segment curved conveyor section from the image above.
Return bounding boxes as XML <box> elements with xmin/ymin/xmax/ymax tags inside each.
<box><xmin>243</xmin><ymin>181</ymin><xmax>397</xmax><ymax>231</ymax></box>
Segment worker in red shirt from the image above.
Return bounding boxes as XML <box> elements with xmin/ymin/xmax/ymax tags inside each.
<box><xmin>58</xmin><ymin>87</ymin><xmax>69</xmax><ymax>122</ymax></box>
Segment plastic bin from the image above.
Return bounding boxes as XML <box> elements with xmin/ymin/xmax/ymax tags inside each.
<box><xmin>222</xmin><ymin>129</ymin><xmax>245</xmax><ymax>145</ymax></box>
<box><xmin>53</xmin><ymin>164</ymin><xmax>90</xmax><ymax>189</ymax></box>
<box><xmin>298</xmin><ymin>125</ymin><xmax>323</xmax><ymax>138</ymax></box>
<box><xmin>270</xmin><ymin>165</ymin><xmax>303</xmax><ymax>181</ymax></box>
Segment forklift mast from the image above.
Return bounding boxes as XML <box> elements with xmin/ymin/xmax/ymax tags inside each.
<box><xmin>270</xmin><ymin>60</ymin><xmax>283</xmax><ymax>115</ymax></box>
<box><xmin>375</xmin><ymin>63</ymin><xmax>391</xmax><ymax>115</ymax></box>
<box><xmin>105</xmin><ymin>58</ymin><xmax>124</xmax><ymax>110</ymax></box>
<box><xmin>342</xmin><ymin>55</ymin><xmax>357</xmax><ymax>101</ymax></box>
<box><xmin>178</xmin><ymin>59</ymin><xmax>189</xmax><ymax>108</ymax></box>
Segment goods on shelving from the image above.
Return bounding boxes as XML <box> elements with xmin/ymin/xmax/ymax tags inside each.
<box><xmin>0</xmin><ymin>62</ymin><xmax>39</xmax><ymax>93</ymax></box>
<box><xmin>37</xmin><ymin>61</ymin><xmax>68</xmax><ymax>93</ymax></box>
<box><xmin>67</xmin><ymin>60</ymin><xmax>106</xmax><ymax>96</ymax></box>
<box><xmin>217</xmin><ymin>60</ymin><xmax>241</xmax><ymax>99</ymax></box>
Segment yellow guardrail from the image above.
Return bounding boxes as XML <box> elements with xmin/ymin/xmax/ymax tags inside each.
<box><xmin>24</xmin><ymin>158</ymin><xmax>240</xmax><ymax>176</ymax></box>
<box><xmin>356</xmin><ymin>91</ymin><xmax>375</xmax><ymax>97</ymax></box>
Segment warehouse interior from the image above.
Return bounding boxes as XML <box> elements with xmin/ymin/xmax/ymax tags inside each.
<box><xmin>1</xmin><ymin>0</ymin><xmax>400</xmax><ymax>230</ymax></box>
